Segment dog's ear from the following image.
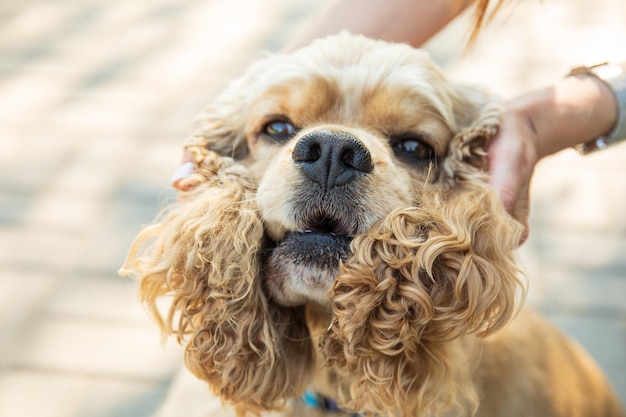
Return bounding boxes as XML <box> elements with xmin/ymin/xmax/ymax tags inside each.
<box><xmin>120</xmin><ymin>151</ymin><xmax>313</xmax><ymax>413</ymax></box>
<box><xmin>322</xmin><ymin>183</ymin><xmax>525</xmax><ymax>416</ymax></box>
<box><xmin>443</xmin><ymin>85</ymin><xmax>502</xmax><ymax>184</ymax></box>
<box><xmin>184</xmin><ymin>78</ymin><xmax>250</xmax><ymax>157</ymax></box>
<box><xmin>176</xmin><ymin>57</ymin><xmax>272</xmax><ymax>191</ymax></box>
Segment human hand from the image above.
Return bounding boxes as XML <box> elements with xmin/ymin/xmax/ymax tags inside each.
<box><xmin>487</xmin><ymin>101</ymin><xmax>540</xmax><ymax>241</ymax></box>
<box><xmin>487</xmin><ymin>72</ymin><xmax>621</xmax><ymax>243</ymax></box>
<box><xmin>170</xmin><ymin>150</ymin><xmax>204</xmax><ymax>192</ymax></box>
<box><xmin>171</xmin><ymin>160</ymin><xmax>195</xmax><ymax>190</ymax></box>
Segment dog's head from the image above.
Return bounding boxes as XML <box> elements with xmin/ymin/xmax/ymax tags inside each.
<box><xmin>121</xmin><ymin>33</ymin><xmax>525</xmax><ymax>416</ymax></box>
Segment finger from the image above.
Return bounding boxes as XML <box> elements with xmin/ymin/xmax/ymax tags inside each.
<box><xmin>491</xmin><ymin>176</ymin><xmax>519</xmax><ymax>216</ymax></box>
<box><xmin>171</xmin><ymin>161</ymin><xmax>196</xmax><ymax>190</ymax></box>
<box><xmin>487</xmin><ymin>142</ymin><xmax>521</xmax><ymax>216</ymax></box>
<box><xmin>514</xmin><ymin>183</ymin><xmax>530</xmax><ymax>245</ymax></box>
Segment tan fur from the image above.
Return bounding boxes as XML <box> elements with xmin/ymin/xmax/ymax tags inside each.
<box><xmin>120</xmin><ymin>33</ymin><xmax>624</xmax><ymax>417</ymax></box>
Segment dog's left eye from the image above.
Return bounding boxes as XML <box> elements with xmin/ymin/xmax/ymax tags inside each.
<box><xmin>262</xmin><ymin>120</ymin><xmax>297</xmax><ymax>142</ymax></box>
<box><xmin>392</xmin><ymin>135</ymin><xmax>435</xmax><ymax>162</ymax></box>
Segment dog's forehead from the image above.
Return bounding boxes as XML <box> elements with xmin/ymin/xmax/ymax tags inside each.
<box><xmin>271</xmin><ymin>43</ymin><xmax>446</xmax><ymax>100</ymax></box>
<box><xmin>248</xmin><ymin>44</ymin><xmax>457</xmax><ymax>135</ymax></box>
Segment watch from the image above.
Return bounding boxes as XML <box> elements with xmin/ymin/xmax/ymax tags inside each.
<box><xmin>569</xmin><ymin>62</ymin><xmax>626</xmax><ymax>154</ymax></box>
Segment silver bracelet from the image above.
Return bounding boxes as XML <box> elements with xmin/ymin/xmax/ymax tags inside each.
<box><xmin>569</xmin><ymin>62</ymin><xmax>626</xmax><ymax>154</ymax></box>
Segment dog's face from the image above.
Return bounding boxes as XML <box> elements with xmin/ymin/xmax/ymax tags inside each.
<box><xmin>124</xmin><ymin>33</ymin><xmax>524</xmax><ymax>416</ymax></box>
<box><xmin>184</xmin><ymin>34</ymin><xmax>499</xmax><ymax>308</ymax></box>
<box><xmin>258</xmin><ymin>123</ymin><xmax>417</xmax><ymax>307</ymax></box>
<box><xmin>252</xmin><ymin>80</ymin><xmax>447</xmax><ymax>307</ymax></box>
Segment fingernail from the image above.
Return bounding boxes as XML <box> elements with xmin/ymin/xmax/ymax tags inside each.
<box><xmin>171</xmin><ymin>161</ymin><xmax>195</xmax><ymax>189</ymax></box>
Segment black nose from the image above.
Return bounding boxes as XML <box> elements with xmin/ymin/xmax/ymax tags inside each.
<box><xmin>292</xmin><ymin>129</ymin><xmax>372</xmax><ymax>189</ymax></box>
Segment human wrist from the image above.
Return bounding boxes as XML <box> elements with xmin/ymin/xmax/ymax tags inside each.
<box><xmin>504</xmin><ymin>91</ymin><xmax>549</xmax><ymax>161</ymax></box>
<box><xmin>569</xmin><ymin>63</ymin><xmax>626</xmax><ymax>153</ymax></box>
<box><xmin>507</xmin><ymin>74</ymin><xmax>619</xmax><ymax>160</ymax></box>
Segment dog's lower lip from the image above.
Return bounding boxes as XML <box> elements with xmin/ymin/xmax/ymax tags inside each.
<box><xmin>274</xmin><ymin>231</ymin><xmax>352</xmax><ymax>265</ymax></box>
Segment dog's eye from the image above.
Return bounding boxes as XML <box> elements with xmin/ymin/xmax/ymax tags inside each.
<box><xmin>262</xmin><ymin>120</ymin><xmax>297</xmax><ymax>142</ymax></box>
<box><xmin>392</xmin><ymin>135</ymin><xmax>435</xmax><ymax>162</ymax></box>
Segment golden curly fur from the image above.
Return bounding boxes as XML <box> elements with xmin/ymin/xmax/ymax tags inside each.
<box><xmin>121</xmin><ymin>34</ymin><xmax>624</xmax><ymax>417</ymax></box>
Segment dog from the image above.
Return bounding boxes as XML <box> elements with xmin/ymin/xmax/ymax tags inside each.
<box><xmin>121</xmin><ymin>33</ymin><xmax>625</xmax><ymax>417</ymax></box>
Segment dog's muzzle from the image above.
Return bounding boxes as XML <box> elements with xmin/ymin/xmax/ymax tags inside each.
<box><xmin>263</xmin><ymin>129</ymin><xmax>373</xmax><ymax>307</ymax></box>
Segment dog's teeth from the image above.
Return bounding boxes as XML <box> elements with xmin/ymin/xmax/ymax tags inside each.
<box><xmin>304</xmin><ymin>230</ymin><xmax>312</xmax><ymax>233</ymax></box>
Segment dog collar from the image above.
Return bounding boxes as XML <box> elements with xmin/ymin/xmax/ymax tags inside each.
<box><xmin>301</xmin><ymin>390</ymin><xmax>362</xmax><ymax>416</ymax></box>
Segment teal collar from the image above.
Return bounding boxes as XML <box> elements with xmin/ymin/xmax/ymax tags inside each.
<box><xmin>301</xmin><ymin>390</ymin><xmax>362</xmax><ymax>416</ymax></box>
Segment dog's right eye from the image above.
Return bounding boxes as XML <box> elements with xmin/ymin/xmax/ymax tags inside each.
<box><xmin>262</xmin><ymin>120</ymin><xmax>297</xmax><ymax>143</ymax></box>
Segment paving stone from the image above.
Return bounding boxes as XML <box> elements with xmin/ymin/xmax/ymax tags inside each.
<box><xmin>23</xmin><ymin>189</ymin><xmax>103</xmax><ymax>232</ymax></box>
<box><xmin>0</xmin><ymin>226</ymin><xmax>83</xmax><ymax>271</ymax></box>
<box><xmin>0</xmin><ymin>269</ymin><xmax>59</xmax><ymax>362</ymax></box>
<box><xmin>72</xmin><ymin>180</ymin><xmax>172</xmax><ymax>272</ymax></box>
<box><xmin>544</xmin><ymin>313</ymin><xmax>626</xmax><ymax>405</ymax></box>
<box><xmin>7</xmin><ymin>315</ymin><xmax>182</xmax><ymax>381</ymax></box>
<box><xmin>525</xmin><ymin>266</ymin><xmax>626</xmax><ymax>315</ymax></box>
<box><xmin>0</xmin><ymin>131</ymin><xmax>75</xmax><ymax>191</ymax></box>
<box><xmin>0</xmin><ymin>370</ymin><xmax>83</xmax><ymax>417</ymax></box>
<box><xmin>529</xmin><ymin>150</ymin><xmax>626</xmax><ymax>232</ymax></box>
<box><xmin>47</xmin><ymin>134</ymin><xmax>139</xmax><ymax>197</ymax></box>
<box><xmin>42</xmin><ymin>272</ymin><xmax>148</xmax><ymax>324</ymax></box>
<box><xmin>523</xmin><ymin>229</ymin><xmax>626</xmax><ymax>272</ymax></box>
<box><xmin>0</xmin><ymin>187</ymin><xmax>36</xmax><ymax>226</ymax></box>
<box><xmin>0</xmin><ymin>368</ymin><xmax>169</xmax><ymax>417</ymax></box>
<box><xmin>126</xmin><ymin>141</ymin><xmax>181</xmax><ymax>184</ymax></box>
<box><xmin>0</xmin><ymin>69</ymin><xmax>72</xmax><ymax>122</ymax></box>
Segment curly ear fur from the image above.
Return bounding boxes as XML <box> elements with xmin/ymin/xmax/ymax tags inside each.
<box><xmin>323</xmin><ymin>184</ymin><xmax>525</xmax><ymax>416</ymax></box>
<box><xmin>120</xmin><ymin>151</ymin><xmax>313</xmax><ymax>414</ymax></box>
<box><xmin>443</xmin><ymin>85</ymin><xmax>502</xmax><ymax>184</ymax></box>
<box><xmin>320</xmin><ymin>91</ymin><xmax>523</xmax><ymax>416</ymax></box>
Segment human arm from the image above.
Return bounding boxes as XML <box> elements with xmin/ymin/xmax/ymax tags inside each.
<box><xmin>281</xmin><ymin>0</ymin><xmax>471</xmax><ymax>52</ymax></box>
<box><xmin>487</xmin><ymin>68</ymin><xmax>622</xmax><ymax>227</ymax></box>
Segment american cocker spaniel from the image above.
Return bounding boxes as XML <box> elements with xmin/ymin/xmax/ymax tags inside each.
<box><xmin>121</xmin><ymin>34</ymin><xmax>624</xmax><ymax>417</ymax></box>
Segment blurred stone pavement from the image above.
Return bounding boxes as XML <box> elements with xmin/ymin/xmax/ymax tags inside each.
<box><xmin>0</xmin><ymin>0</ymin><xmax>624</xmax><ymax>416</ymax></box>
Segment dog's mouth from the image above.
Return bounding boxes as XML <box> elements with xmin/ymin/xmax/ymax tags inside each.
<box><xmin>282</xmin><ymin>211</ymin><xmax>353</xmax><ymax>268</ymax></box>
<box><xmin>298</xmin><ymin>213</ymin><xmax>352</xmax><ymax>236</ymax></box>
<box><xmin>262</xmin><ymin>212</ymin><xmax>353</xmax><ymax>307</ymax></box>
